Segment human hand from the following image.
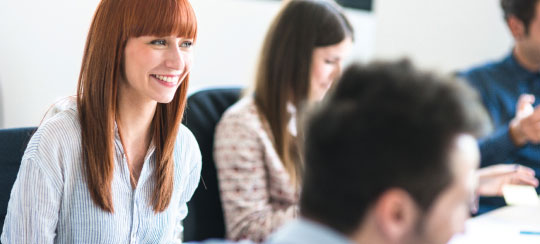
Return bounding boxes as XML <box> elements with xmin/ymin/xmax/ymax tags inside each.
<box><xmin>509</xmin><ymin>94</ymin><xmax>540</xmax><ymax>146</ymax></box>
<box><xmin>475</xmin><ymin>164</ymin><xmax>538</xmax><ymax>197</ymax></box>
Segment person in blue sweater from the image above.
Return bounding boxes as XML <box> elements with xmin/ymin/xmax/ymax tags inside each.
<box><xmin>460</xmin><ymin>0</ymin><xmax>540</xmax><ymax>212</ymax></box>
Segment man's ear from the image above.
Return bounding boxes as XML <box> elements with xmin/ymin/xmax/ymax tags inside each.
<box><xmin>373</xmin><ymin>188</ymin><xmax>421</xmax><ymax>243</ymax></box>
<box><xmin>508</xmin><ymin>16</ymin><xmax>526</xmax><ymax>40</ymax></box>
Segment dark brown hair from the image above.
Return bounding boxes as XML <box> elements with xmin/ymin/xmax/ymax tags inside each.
<box><xmin>254</xmin><ymin>0</ymin><xmax>353</xmax><ymax>185</ymax></box>
<box><xmin>301</xmin><ymin>60</ymin><xmax>491</xmax><ymax>234</ymax></box>
<box><xmin>501</xmin><ymin>0</ymin><xmax>540</xmax><ymax>33</ymax></box>
<box><xmin>77</xmin><ymin>0</ymin><xmax>197</xmax><ymax>213</ymax></box>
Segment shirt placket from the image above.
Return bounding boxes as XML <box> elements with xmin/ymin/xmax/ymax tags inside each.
<box><xmin>115</xmin><ymin>127</ymin><xmax>154</xmax><ymax>244</ymax></box>
<box><xmin>130</xmin><ymin>193</ymin><xmax>140</xmax><ymax>244</ymax></box>
<box><xmin>119</xmin><ymin>152</ymin><xmax>140</xmax><ymax>244</ymax></box>
<box><xmin>126</xmin><ymin>153</ymin><xmax>140</xmax><ymax>244</ymax></box>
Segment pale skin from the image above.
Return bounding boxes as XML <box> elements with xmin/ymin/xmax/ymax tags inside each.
<box><xmin>308</xmin><ymin>37</ymin><xmax>353</xmax><ymax>102</ymax></box>
<box><xmin>116</xmin><ymin>87</ymin><xmax>156</xmax><ymax>187</ymax></box>
<box><xmin>476</xmin><ymin>163</ymin><xmax>538</xmax><ymax>196</ymax></box>
<box><xmin>117</xmin><ymin>35</ymin><xmax>193</xmax><ymax>188</ymax></box>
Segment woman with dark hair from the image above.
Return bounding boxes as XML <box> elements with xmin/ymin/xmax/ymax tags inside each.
<box><xmin>2</xmin><ymin>0</ymin><xmax>200</xmax><ymax>242</ymax></box>
<box><xmin>214</xmin><ymin>0</ymin><xmax>354</xmax><ymax>242</ymax></box>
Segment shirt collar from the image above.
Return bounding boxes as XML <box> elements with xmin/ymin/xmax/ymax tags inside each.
<box><xmin>113</xmin><ymin>121</ymin><xmax>156</xmax><ymax>159</ymax></box>
<box><xmin>287</xmin><ymin>102</ymin><xmax>297</xmax><ymax>137</ymax></box>
<box><xmin>268</xmin><ymin>218</ymin><xmax>355</xmax><ymax>244</ymax></box>
<box><xmin>506</xmin><ymin>51</ymin><xmax>540</xmax><ymax>76</ymax></box>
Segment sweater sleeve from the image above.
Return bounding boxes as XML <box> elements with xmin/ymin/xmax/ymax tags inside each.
<box><xmin>459</xmin><ymin>69</ymin><xmax>520</xmax><ymax>166</ymax></box>
<box><xmin>477</xmin><ymin>124</ymin><xmax>520</xmax><ymax>167</ymax></box>
<box><xmin>214</xmin><ymin>113</ymin><xmax>297</xmax><ymax>243</ymax></box>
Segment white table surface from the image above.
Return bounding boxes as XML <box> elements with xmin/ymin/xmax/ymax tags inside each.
<box><xmin>448</xmin><ymin>205</ymin><xmax>540</xmax><ymax>244</ymax></box>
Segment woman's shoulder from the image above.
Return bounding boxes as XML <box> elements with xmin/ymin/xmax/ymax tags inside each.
<box><xmin>34</xmin><ymin>99</ymin><xmax>81</xmax><ymax>144</ymax></box>
<box><xmin>23</xmin><ymin>99</ymin><xmax>82</xmax><ymax>171</ymax></box>
<box><xmin>174</xmin><ymin>124</ymin><xmax>202</xmax><ymax>168</ymax></box>
<box><xmin>176</xmin><ymin>124</ymin><xmax>198</xmax><ymax>148</ymax></box>
<box><xmin>218</xmin><ymin>97</ymin><xmax>262</xmax><ymax>129</ymax></box>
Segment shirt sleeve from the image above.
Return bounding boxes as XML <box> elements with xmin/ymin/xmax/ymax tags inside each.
<box><xmin>1</xmin><ymin>156</ymin><xmax>62</xmax><ymax>243</ymax></box>
<box><xmin>214</xmin><ymin>114</ymin><xmax>297</xmax><ymax>243</ymax></box>
<box><xmin>477</xmin><ymin>124</ymin><xmax>520</xmax><ymax>167</ymax></box>
<box><xmin>458</xmin><ymin>69</ymin><xmax>521</xmax><ymax>166</ymax></box>
<box><xmin>176</xmin><ymin>129</ymin><xmax>202</xmax><ymax>243</ymax></box>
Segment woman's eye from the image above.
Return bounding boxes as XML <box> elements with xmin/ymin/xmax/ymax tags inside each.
<box><xmin>150</xmin><ymin>39</ymin><xmax>167</xmax><ymax>46</ymax></box>
<box><xmin>325</xmin><ymin>59</ymin><xmax>336</xmax><ymax>64</ymax></box>
<box><xmin>180</xmin><ymin>41</ymin><xmax>193</xmax><ymax>48</ymax></box>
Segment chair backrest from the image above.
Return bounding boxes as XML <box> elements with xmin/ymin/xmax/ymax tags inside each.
<box><xmin>182</xmin><ymin>87</ymin><xmax>242</xmax><ymax>242</ymax></box>
<box><xmin>0</xmin><ymin>127</ymin><xmax>37</xmax><ymax>231</ymax></box>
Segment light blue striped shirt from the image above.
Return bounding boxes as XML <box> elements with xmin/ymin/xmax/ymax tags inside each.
<box><xmin>1</xmin><ymin>102</ymin><xmax>202</xmax><ymax>243</ymax></box>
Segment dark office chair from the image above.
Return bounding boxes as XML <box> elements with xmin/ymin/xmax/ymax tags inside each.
<box><xmin>182</xmin><ymin>87</ymin><xmax>242</xmax><ymax>242</ymax></box>
<box><xmin>0</xmin><ymin>127</ymin><xmax>37</xmax><ymax>231</ymax></box>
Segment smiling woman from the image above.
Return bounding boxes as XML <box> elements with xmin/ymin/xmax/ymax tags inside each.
<box><xmin>1</xmin><ymin>0</ymin><xmax>202</xmax><ymax>243</ymax></box>
<box><xmin>123</xmin><ymin>35</ymin><xmax>194</xmax><ymax>104</ymax></box>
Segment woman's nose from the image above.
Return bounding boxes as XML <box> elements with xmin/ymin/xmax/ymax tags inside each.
<box><xmin>165</xmin><ymin>47</ymin><xmax>185</xmax><ymax>71</ymax></box>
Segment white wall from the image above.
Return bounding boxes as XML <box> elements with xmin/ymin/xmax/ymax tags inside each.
<box><xmin>0</xmin><ymin>0</ymin><xmax>514</xmax><ymax>128</ymax></box>
<box><xmin>0</xmin><ymin>0</ymin><xmax>374</xmax><ymax>129</ymax></box>
<box><xmin>373</xmin><ymin>0</ymin><xmax>513</xmax><ymax>73</ymax></box>
<box><xmin>189</xmin><ymin>0</ymin><xmax>375</xmax><ymax>91</ymax></box>
<box><xmin>0</xmin><ymin>0</ymin><xmax>100</xmax><ymax>129</ymax></box>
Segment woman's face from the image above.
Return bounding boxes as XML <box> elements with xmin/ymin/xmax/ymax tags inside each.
<box><xmin>309</xmin><ymin>37</ymin><xmax>352</xmax><ymax>102</ymax></box>
<box><xmin>122</xmin><ymin>35</ymin><xmax>194</xmax><ymax>104</ymax></box>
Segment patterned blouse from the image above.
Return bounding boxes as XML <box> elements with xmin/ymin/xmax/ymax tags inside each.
<box><xmin>214</xmin><ymin>97</ymin><xmax>299</xmax><ymax>242</ymax></box>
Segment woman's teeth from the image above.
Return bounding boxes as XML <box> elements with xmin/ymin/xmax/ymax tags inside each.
<box><xmin>153</xmin><ymin>74</ymin><xmax>178</xmax><ymax>83</ymax></box>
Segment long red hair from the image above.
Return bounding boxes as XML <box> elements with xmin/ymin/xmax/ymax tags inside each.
<box><xmin>77</xmin><ymin>0</ymin><xmax>197</xmax><ymax>213</ymax></box>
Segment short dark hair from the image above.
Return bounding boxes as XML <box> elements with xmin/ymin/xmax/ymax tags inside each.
<box><xmin>299</xmin><ymin>60</ymin><xmax>491</xmax><ymax>235</ymax></box>
<box><xmin>501</xmin><ymin>0</ymin><xmax>540</xmax><ymax>33</ymax></box>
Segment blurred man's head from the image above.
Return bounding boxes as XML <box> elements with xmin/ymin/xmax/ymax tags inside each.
<box><xmin>501</xmin><ymin>0</ymin><xmax>540</xmax><ymax>33</ymax></box>
<box><xmin>501</xmin><ymin>0</ymin><xmax>540</xmax><ymax>68</ymax></box>
<box><xmin>300</xmin><ymin>61</ymin><xmax>491</xmax><ymax>244</ymax></box>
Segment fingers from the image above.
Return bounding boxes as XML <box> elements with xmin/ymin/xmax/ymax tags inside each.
<box><xmin>517</xmin><ymin>114</ymin><xmax>540</xmax><ymax>143</ymax></box>
<box><xmin>514</xmin><ymin>164</ymin><xmax>536</xmax><ymax>176</ymax></box>
<box><xmin>516</xmin><ymin>94</ymin><xmax>535</xmax><ymax>118</ymax></box>
<box><xmin>529</xmin><ymin>106</ymin><xmax>540</xmax><ymax>120</ymax></box>
<box><xmin>477</xmin><ymin>164</ymin><xmax>521</xmax><ymax>177</ymax></box>
<box><xmin>475</xmin><ymin>164</ymin><xmax>539</xmax><ymax>197</ymax></box>
<box><xmin>506</xmin><ymin>164</ymin><xmax>539</xmax><ymax>187</ymax></box>
<box><xmin>511</xmin><ymin>95</ymin><xmax>540</xmax><ymax>145</ymax></box>
<box><xmin>510</xmin><ymin>173</ymin><xmax>539</xmax><ymax>187</ymax></box>
<box><xmin>477</xmin><ymin>164</ymin><xmax>535</xmax><ymax>178</ymax></box>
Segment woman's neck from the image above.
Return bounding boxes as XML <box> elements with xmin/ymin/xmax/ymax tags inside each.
<box><xmin>116</xmin><ymin>89</ymin><xmax>157</xmax><ymax>188</ymax></box>
<box><xmin>116</xmin><ymin>94</ymin><xmax>156</xmax><ymax>144</ymax></box>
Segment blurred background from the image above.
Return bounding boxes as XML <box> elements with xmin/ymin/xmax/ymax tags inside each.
<box><xmin>0</xmin><ymin>0</ymin><xmax>512</xmax><ymax>128</ymax></box>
